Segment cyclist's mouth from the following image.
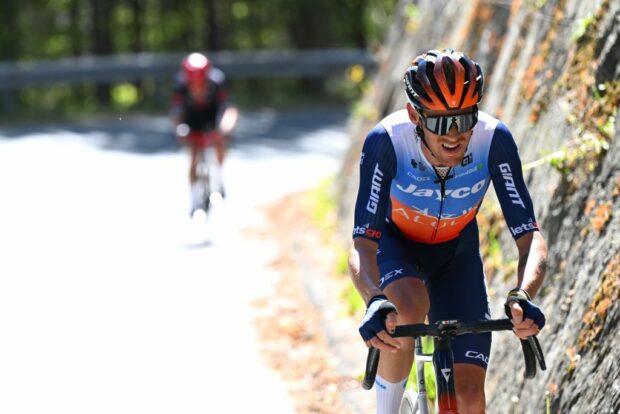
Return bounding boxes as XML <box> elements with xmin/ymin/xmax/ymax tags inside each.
<box><xmin>441</xmin><ymin>142</ymin><xmax>462</xmax><ymax>154</ymax></box>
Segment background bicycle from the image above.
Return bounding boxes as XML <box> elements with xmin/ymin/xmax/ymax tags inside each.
<box><xmin>176</xmin><ymin>123</ymin><xmax>225</xmax><ymax>222</ymax></box>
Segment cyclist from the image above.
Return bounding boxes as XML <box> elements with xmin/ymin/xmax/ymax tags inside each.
<box><xmin>349</xmin><ymin>49</ymin><xmax>548</xmax><ymax>414</ymax></box>
<box><xmin>171</xmin><ymin>52</ymin><xmax>239</xmax><ymax>214</ymax></box>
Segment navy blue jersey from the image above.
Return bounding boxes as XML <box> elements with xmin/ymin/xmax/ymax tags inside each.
<box><xmin>353</xmin><ymin>110</ymin><xmax>538</xmax><ymax>244</ymax></box>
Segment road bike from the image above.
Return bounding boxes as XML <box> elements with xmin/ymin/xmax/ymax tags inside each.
<box><xmin>362</xmin><ymin>318</ymin><xmax>546</xmax><ymax>414</ymax></box>
<box><xmin>176</xmin><ymin>124</ymin><xmax>225</xmax><ymax>220</ymax></box>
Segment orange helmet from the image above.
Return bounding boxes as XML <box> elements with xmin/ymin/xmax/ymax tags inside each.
<box><xmin>182</xmin><ymin>52</ymin><xmax>211</xmax><ymax>87</ymax></box>
<box><xmin>404</xmin><ymin>49</ymin><xmax>484</xmax><ymax>111</ymax></box>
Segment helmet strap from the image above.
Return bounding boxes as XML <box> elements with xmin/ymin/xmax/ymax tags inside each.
<box><xmin>416</xmin><ymin>124</ymin><xmax>440</xmax><ymax>161</ymax></box>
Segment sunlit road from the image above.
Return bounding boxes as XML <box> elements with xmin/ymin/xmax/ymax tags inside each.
<box><xmin>0</xmin><ymin>108</ymin><xmax>348</xmax><ymax>414</ymax></box>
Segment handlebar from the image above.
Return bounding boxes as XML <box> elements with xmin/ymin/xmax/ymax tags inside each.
<box><xmin>361</xmin><ymin>318</ymin><xmax>546</xmax><ymax>390</ymax></box>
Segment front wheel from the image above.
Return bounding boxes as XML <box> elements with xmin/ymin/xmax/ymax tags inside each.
<box><xmin>400</xmin><ymin>389</ymin><xmax>420</xmax><ymax>414</ymax></box>
<box><xmin>195</xmin><ymin>156</ymin><xmax>212</xmax><ymax>213</ymax></box>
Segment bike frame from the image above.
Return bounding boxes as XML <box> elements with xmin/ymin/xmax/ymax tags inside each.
<box><xmin>432</xmin><ymin>333</ymin><xmax>459</xmax><ymax>413</ymax></box>
<box><xmin>194</xmin><ymin>131</ymin><xmax>223</xmax><ymax>214</ymax></box>
<box><xmin>413</xmin><ymin>337</ymin><xmax>432</xmax><ymax>414</ymax></box>
<box><xmin>407</xmin><ymin>321</ymin><xmax>469</xmax><ymax>413</ymax></box>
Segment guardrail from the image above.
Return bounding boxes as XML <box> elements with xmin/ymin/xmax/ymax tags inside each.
<box><xmin>0</xmin><ymin>48</ymin><xmax>377</xmax><ymax>90</ymax></box>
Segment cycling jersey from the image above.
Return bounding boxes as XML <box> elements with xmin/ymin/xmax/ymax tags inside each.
<box><xmin>353</xmin><ymin>109</ymin><xmax>538</xmax><ymax>245</ymax></box>
<box><xmin>172</xmin><ymin>67</ymin><xmax>231</xmax><ymax>132</ymax></box>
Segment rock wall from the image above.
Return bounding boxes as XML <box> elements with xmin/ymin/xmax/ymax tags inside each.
<box><xmin>336</xmin><ymin>0</ymin><xmax>620</xmax><ymax>411</ymax></box>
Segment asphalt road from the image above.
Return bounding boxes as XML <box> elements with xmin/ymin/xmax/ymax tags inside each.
<box><xmin>0</xmin><ymin>107</ymin><xmax>349</xmax><ymax>414</ymax></box>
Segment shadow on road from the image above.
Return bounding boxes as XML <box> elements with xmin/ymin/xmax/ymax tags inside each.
<box><xmin>0</xmin><ymin>106</ymin><xmax>350</xmax><ymax>156</ymax></box>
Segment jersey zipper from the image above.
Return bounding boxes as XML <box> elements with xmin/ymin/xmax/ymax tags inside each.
<box><xmin>432</xmin><ymin>168</ymin><xmax>453</xmax><ymax>241</ymax></box>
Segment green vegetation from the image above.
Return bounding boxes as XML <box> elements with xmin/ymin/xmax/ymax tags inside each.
<box><xmin>526</xmin><ymin>0</ymin><xmax>548</xmax><ymax>9</ymax></box>
<box><xmin>304</xmin><ymin>175</ymin><xmax>367</xmax><ymax>316</ymax></box>
<box><xmin>344</xmin><ymin>285</ymin><xmax>365</xmax><ymax>316</ymax></box>
<box><xmin>571</xmin><ymin>13</ymin><xmax>595</xmax><ymax>43</ymax></box>
<box><xmin>310</xmin><ymin>176</ymin><xmax>339</xmax><ymax>235</ymax></box>
<box><xmin>111</xmin><ymin>83</ymin><xmax>140</xmax><ymax>108</ymax></box>
<box><xmin>0</xmin><ymin>0</ymin><xmax>398</xmax><ymax>117</ymax></box>
<box><xmin>523</xmin><ymin>0</ymin><xmax>618</xmax><ymax>179</ymax></box>
<box><xmin>403</xmin><ymin>4</ymin><xmax>421</xmax><ymax>34</ymax></box>
<box><xmin>600</xmin><ymin>116</ymin><xmax>616</xmax><ymax>138</ymax></box>
<box><xmin>406</xmin><ymin>337</ymin><xmax>437</xmax><ymax>402</ymax></box>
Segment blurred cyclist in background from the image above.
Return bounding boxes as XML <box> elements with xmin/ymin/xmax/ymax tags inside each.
<box><xmin>171</xmin><ymin>52</ymin><xmax>239</xmax><ymax>214</ymax></box>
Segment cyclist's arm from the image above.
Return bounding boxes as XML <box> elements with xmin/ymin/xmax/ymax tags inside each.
<box><xmin>210</xmin><ymin>68</ymin><xmax>238</xmax><ymax>136</ymax></box>
<box><xmin>489</xmin><ymin>122</ymin><xmax>548</xmax><ymax>336</ymax></box>
<box><xmin>514</xmin><ymin>231</ymin><xmax>547</xmax><ymax>299</ymax></box>
<box><xmin>349</xmin><ymin>238</ymin><xmax>383</xmax><ymax>305</ymax></box>
<box><xmin>489</xmin><ymin>122</ymin><xmax>548</xmax><ymax>298</ymax></box>
<box><xmin>510</xmin><ymin>229</ymin><xmax>547</xmax><ymax>338</ymax></box>
<box><xmin>348</xmin><ymin>125</ymin><xmax>397</xmax><ymax>305</ymax></box>
<box><xmin>218</xmin><ymin>106</ymin><xmax>239</xmax><ymax>136</ymax></box>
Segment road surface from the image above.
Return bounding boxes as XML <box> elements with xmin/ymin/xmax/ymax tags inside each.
<box><xmin>0</xmin><ymin>108</ymin><xmax>349</xmax><ymax>414</ymax></box>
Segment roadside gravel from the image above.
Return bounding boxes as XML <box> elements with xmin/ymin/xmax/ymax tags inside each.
<box><xmin>250</xmin><ymin>192</ymin><xmax>375</xmax><ymax>414</ymax></box>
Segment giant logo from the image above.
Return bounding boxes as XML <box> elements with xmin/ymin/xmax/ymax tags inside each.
<box><xmin>396</xmin><ymin>179</ymin><xmax>487</xmax><ymax>201</ymax></box>
<box><xmin>499</xmin><ymin>163</ymin><xmax>526</xmax><ymax>209</ymax></box>
<box><xmin>366</xmin><ymin>163</ymin><xmax>384</xmax><ymax>214</ymax></box>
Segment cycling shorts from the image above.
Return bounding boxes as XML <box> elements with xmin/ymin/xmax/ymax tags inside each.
<box><xmin>186</xmin><ymin>130</ymin><xmax>224</xmax><ymax>149</ymax></box>
<box><xmin>377</xmin><ymin>221</ymin><xmax>492</xmax><ymax>369</ymax></box>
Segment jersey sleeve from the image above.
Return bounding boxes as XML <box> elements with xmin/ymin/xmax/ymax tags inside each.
<box><xmin>488</xmin><ymin>122</ymin><xmax>539</xmax><ymax>239</ymax></box>
<box><xmin>352</xmin><ymin>124</ymin><xmax>397</xmax><ymax>242</ymax></box>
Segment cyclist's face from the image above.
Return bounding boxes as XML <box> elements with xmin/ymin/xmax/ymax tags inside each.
<box><xmin>188</xmin><ymin>80</ymin><xmax>207</xmax><ymax>97</ymax></box>
<box><xmin>407</xmin><ymin>104</ymin><xmax>476</xmax><ymax>167</ymax></box>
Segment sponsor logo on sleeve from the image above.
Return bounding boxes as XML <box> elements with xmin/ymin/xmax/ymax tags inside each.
<box><xmin>509</xmin><ymin>219</ymin><xmax>539</xmax><ymax>236</ymax></box>
<box><xmin>499</xmin><ymin>163</ymin><xmax>526</xmax><ymax>208</ymax></box>
<box><xmin>353</xmin><ymin>223</ymin><xmax>382</xmax><ymax>239</ymax></box>
<box><xmin>366</xmin><ymin>163</ymin><xmax>384</xmax><ymax>214</ymax></box>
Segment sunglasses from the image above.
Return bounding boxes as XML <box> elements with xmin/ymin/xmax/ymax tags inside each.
<box><xmin>417</xmin><ymin>108</ymin><xmax>478</xmax><ymax>136</ymax></box>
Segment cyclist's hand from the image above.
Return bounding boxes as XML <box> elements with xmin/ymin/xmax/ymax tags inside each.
<box><xmin>359</xmin><ymin>295</ymin><xmax>401</xmax><ymax>353</ymax></box>
<box><xmin>175</xmin><ymin>123</ymin><xmax>190</xmax><ymax>145</ymax></box>
<box><xmin>504</xmin><ymin>289</ymin><xmax>545</xmax><ymax>340</ymax></box>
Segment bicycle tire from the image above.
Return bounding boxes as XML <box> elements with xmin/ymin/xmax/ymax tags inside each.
<box><xmin>400</xmin><ymin>389</ymin><xmax>420</xmax><ymax>414</ymax></box>
<box><xmin>196</xmin><ymin>153</ymin><xmax>212</xmax><ymax>213</ymax></box>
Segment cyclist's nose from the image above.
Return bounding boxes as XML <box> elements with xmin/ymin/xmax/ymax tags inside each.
<box><xmin>446</xmin><ymin>122</ymin><xmax>460</xmax><ymax>137</ymax></box>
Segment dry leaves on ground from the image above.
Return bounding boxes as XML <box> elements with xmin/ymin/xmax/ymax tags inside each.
<box><xmin>250</xmin><ymin>192</ymin><xmax>354</xmax><ymax>414</ymax></box>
